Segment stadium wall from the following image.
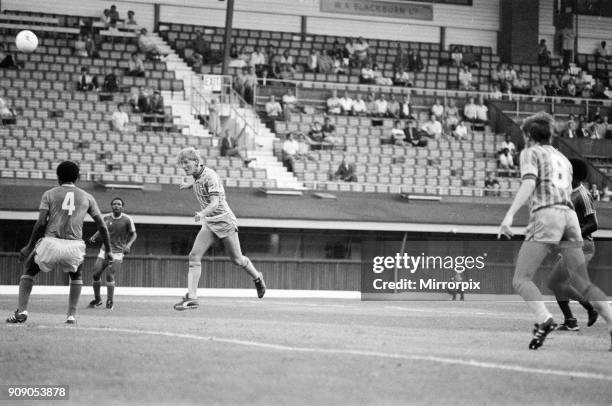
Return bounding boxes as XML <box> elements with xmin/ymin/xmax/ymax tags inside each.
<box><xmin>538</xmin><ymin>0</ymin><xmax>556</xmax><ymax>52</ymax></box>
<box><xmin>1</xmin><ymin>0</ymin><xmax>500</xmax><ymax>49</ymax></box>
<box><xmin>576</xmin><ymin>15</ymin><xmax>612</xmax><ymax>55</ymax></box>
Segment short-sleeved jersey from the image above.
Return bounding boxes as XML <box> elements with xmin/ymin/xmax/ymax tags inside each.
<box><xmin>192</xmin><ymin>167</ymin><xmax>237</xmax><ymax>221</ymax></box>
<box><xmin>40</xmin><ymin>184</ymin><xmax>101</xmax><ymax>240</ymax></box>
<box><xmin>103</xmin><ymin>213</ymin><xmax>136</xmax><ymax>253</ymax></box>
<box><xmin>572</xmin><ymin>184</ymin><xmax>597</xmax><ymax>241</ymax></box>
<box><xmin>519</xmin><ymin>145</ymin><xmax>573</xmax><ymax>214</ymax></box>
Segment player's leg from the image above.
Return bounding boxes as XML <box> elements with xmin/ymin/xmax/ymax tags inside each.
<box><xmin>90</xmin><ymin>256</ymin><xmax>107</xmax><ymax>307</ymax></box>
<box><xmin>7</xmin><ymin>249</ymin><xmax>41</xmax><ymax>323</ymax></box>
<box><xmin>66</xmin><ymin>265</ymin><xmax>83</xmax><ymax>324</ymax></box>
<box><xmin>222</xmin><ymin>231</ymin><xmax>266</xmax><ymax>298</ymax></box>
<box><xmin>174</xmin><ymin>226</ymin><xmax>215</xmax><ymax>310</ymax></box>
<box><xmin>548</xmin><ymin>255</ymin><xmax>578</xmax><ymax>330</ymax></box>
<box><xmin>513</xmin><ymin>241</ymin><xmax>553</xmax><ymax>322</ymax></box>
<box><xmin>105</xmin><ymin>260</ymin><xmax>122</xmax><ymax>309</ymax></box>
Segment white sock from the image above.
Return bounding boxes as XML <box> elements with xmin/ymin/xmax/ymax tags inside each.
<box><xmin>525</xmin><ymin>301</ymin><xmax>552</xmax><ymax>324</ymax></box>
<box><xmin>188</xmin><ymin>261</ymin><xmax>201</xmax><ymax>299</ymax></box>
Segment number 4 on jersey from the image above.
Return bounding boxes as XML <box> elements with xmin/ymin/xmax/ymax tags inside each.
<box><xmin>62</xmin><ymin>192</ymin><xmax>75</xmax><ymax>215</ymax></box>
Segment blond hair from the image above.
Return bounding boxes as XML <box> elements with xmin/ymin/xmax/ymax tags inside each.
<box><xmin>176</xmin><ymin>147</ymin><xmax>202</xmax><ymax>165</ymax></box>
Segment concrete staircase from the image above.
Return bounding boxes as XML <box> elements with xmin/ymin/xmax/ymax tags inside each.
<box><xmin>149</xmin><ymin>33</ymin><xmax>304</xmax><ymax>190</ymax></box>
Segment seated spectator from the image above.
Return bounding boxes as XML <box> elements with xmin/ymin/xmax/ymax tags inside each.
<box><xmin>393</xmin><ymin>68</ymin><xmax>412</xmax><ymax>87</ymax></box>
<box><xmin>126</xmin><ymin>10</ymin><xmax>138</xmax><ymax>26</ymax></box>
<box><xmin>475</xmin><ymin>98</ymin><xmax>489</xmax><ymax>124</ymax></box>
<box><xmin>220</xmin><ymin>129</ymin><xmax>243</xmax><ymax>159</ymax></box>
<box><xmin>545</xmin><ymin>77</ymin><xmax>562</xmax><ymax>97</ymax></box>
<box><xmin>127</xmin><ymin>52</ymin><xmax>145</xmax><ymax>77</ymax></box>
<box><xmin>602</xmin><ymin>115</ymin><xmax>612</xmax><ymax>139</ymax></box>
<box><xmin>332</xmin><ymin>160</ymin><xmax>357</xmax><ymax>182</ymax></box>
<box><xmin>431</xmin><ymin>98</ymin><xmax>444</xmax><ymax>120</ymax></box>
<box><xmin>0</xmin><ymin>96</ymin><xmax>17</xmax><ymax>125</ymax></box>
<box><xmin>373</xmin><ymin>65</ymin><xmax>393</xmax><ymax>86</ymax></box>
<box><xmin>387</xmin><ymin>94</ymin><xmax>400</xmax><ymax>118</ymax></box>
<box><xmin>326</xmin><ymin>90</ymin><xmax>343</xmax><ymax>115</ymax></box>
<box><xmin>229</xmin><ymin>44</ymin><xmax>247</xmax><ymax>68</ymax></box>
<box><xmin>306</xmin><ymin>49</ymin><xmax>319</xmax><ymax>73</ymax></box>
<box><xmin>339</xmin><ymin>91</ymin><xmax>353</xmax><ymax>115</ymax></box>
<box><xmin>462</xmin><ymin>51</ymin><xmax>478</xmax><ymax>69</ymax></box>
<box><xmin>576</xmin><ymin>116</ymin><xmax>591</xmax><ymax>138</ymax></box>
<box><xmin>250</xmin><ymin>46</ymin><xmax>266</xmax><ymax>75</ymax></box>
<box><xmin>279</xmin><ymin>50</ymin><xmax>295</xmax><ymax>72</ymax></box>
<box><xmin>458</xmin><ymin>66</ymin><xmax>475</xmax><ymax>90</ymax></box>
<box><xmin>399</xmin><ymin>94</ymin><xmax>413</xmax><ymax>120</ymax></box>
<box><xmin>360</xmin><ymin>63</ymin><xmax>376</xmax><ymax>84</ymax></box>
<box><xmin>389</xmin><ymin>120</ymin><xmax>406</xmax><ymax>145</ymax></box>
<box><xmin>404</xmin><ymin>120</ymin><xmax>428</xmax><ymax>147</ymax></box>
<box><xmin>329</xmin><ymin>40</ymin><xmax>347</xmax><ymax>65</ymax></box>
<box><xmin>191</xmin><ymin>31</ymin><xmax>211</xmax><ymax>63</ymax></box>
<box><xmin>489</xmin><ymin>84</ymin><xmax>503</xmax><ymax>100</ymax></box>
<box><xmin>111</xmin><ymin>103</ymin><xmax>129</xmax><ymax>133</ymax></box>
<box><xmin>307</xmin><ymin>121</ymin><xmax>324</xmax><ymax>148</ymax></box>
<box><xmin>561</xmin><ymin>120</ymin><xmax>577</xmax><ymax>138</ymax></box>
<box><xmin>317</xmin><ymin>52</ymin><xmax>336</xmax><ymax>74</ymax></box>
<box><xmin>407</xmin><ymin>50</ymin><xmax>424</xmax><ymax>72</ymax></box>
<box><xmin>242</xmin><ymin>66</ymin><xmax>258</xmax><ymax>103</ymax></box>
<box><xmin>445</xmin><ymin>99</ymin><xmax>460</xmax><ymax>130</ymax></box>
<box><xmin>102</xmin><ymin>69</ymin><xmax>119</xmax><ymax>93</ymax></box>
<box><xmin>498</xmin><ymin>148</ymin><xmax>515</xmax><ymax>170</ymax></box>
<box><xmin>393</xmin><ymin>44</ymin><xmax>407</xmax><ymax>74</ymax></box>
<box><xmin>277</xmin><ymin>63</ymin><xmax>294</xmax><ymax>82</ymax></box>
<box><xmin>590</xmin><ymin>184</ymin><xmax>600</xmax><ymax>201</ymax></box>
<box><xmin>538</xmin><ymin>39</ymin><xmax>551</xmax><ymax>66</ymax></box>
<box><xmin>76</xmin><ymin>66</ymin><xmax>98</xmax><ymax>91</ymax></box>
<box><xmin>503</xmin><ymin>64</ymin><xmax>517</xmax><ymax>84</ymax></box>
<box><xmin>450</xmin><ymin>45</ymin><xmax>463</xmax><ymax>67</ymax></box>
<box><xmin>452</xmin><ymin>120</ymin><xmax>469</xmax><ymax>140</ymax></box>
<box><xmin>463</xmin><ymin>97</ymin><xmax>478</xmax><ymax>122</ymax></box>
<box><xmin>499</xmin><ymin>134</ymin><xmax>516</xmax><ymax>158</ymax></box>
<box><xmin>282</xmin><ymin>88</ymin><xmax>302</xmax><ymax>120</ymax></box>
<box><xmin>530</xmin><ymin>81</ymin><xmax>546</xmax><ymax>102</ymax></box>
<box><xmin>322</xmin><ymin>116</ymin><xmax>343</xmax><ymax>147</ymax></box>
<box><xmin>491</xmin><ymin>63</ymin><xmax>504</xmax><ymax>85</ymax></box>
<box><xmin>365</xmin><ymin>93</ymin><xmax>376</xmax><ymax>116</ymax></box>
<box><xmin>282</xmin><ymin>133</ymin><xmax>299</xmax><ymax>172</ymax></box>
<box><xmin>353</xmin><ymin>37</ymin><xmax>369</xmax><ymax>66</ymax></box>
<box><xmin>374</xmin><ymin>94</ymin><xmax>388</xmax><ymax>117</ymax></box>
<box><xmin>512</xmin><ymin>73</ymin><xmax>529</xmax><ymax>94</ymax></box>
<box><xmin>138</xmin><ymin>28</ymin><xmax>164</xmax><ymax>60</ymax></box>
<box><xmin>591</xmin><ymin>118</ymin><xmax>607</xmax><ymax>139</ymax></box>
<box><xmin>352</xmin><ymin>93</ymin><xmax>367</xmax><ymax>116</ymax></box>
<box><xmin>602</xmin><ymin>185</ymin><xmax>612</xmax><ymax>202</ymax></box>
<box><xmin>128</xmin><ymin>87</ymin><xmax>147</xmax><ymax>113</ymax></box>
<box><xmin>420</xmin><ymin>114</ymin><xmax>443</xmax><ymax>139</ymax></box>
<box><xmin>344</xmin><ymin>38</ymin><xmax>355</xmax><ymax>65</ymax></box>
<box><xmin>295</xmin><ymin>132</ymin><xmax>316</xmax><ymax>161</ymax></box>
<box><xmin>565</xmin><ymin>78</ymin><xmax>577</xmax><ymax>98</ymax></box>
<box><xmin>149</xmin><ymin>91</ymin><xmax>165</xmax><ymax>115</ymax></box>
<box><xmin>264</xmin><ymin>95</ymin><xmax>283</xmax><ymax>128</ymax></box>
<box><xmin>0</xmin><ymin>43</ymin><xmax>19</xmax><ymax>69</ymax></box>
<box><xmin>484</xmin><ymin>171</ymin><xmax>501</xmax><ymax>196</ymax></box>
<box><xmin>73</xmin><ymin>35</ymin><xmax>89</xmax><ymax>57</ymax></box>
<box><xmin>595</xmin><ymin>41</ymin><xmax>610</xmax><ymax>61</ymax></box>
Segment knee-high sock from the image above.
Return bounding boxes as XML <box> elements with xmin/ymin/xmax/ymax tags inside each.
<box><xmin>68</xmin><ymin>280</ymin><xmax>83</xmax><ymax>317</ymax></box>
<box><xmin>93</xmin><ymin>279</ymin><xmax>101</xmax><ymax>300</ymax></box>
<box><xmin>18</xmin><ymin>275</ymin><xmax>34</xmax><ymax>312</ymax></box>
<box><xmin>582</xmin><ymin>285</ymin><xmax>612</xmax><ymax>331</ymax></box>
<box><xmin>188</xmin><ymin>261</ymin><xmax>201</xmax><ymax>299</ymax></box>
<box><xmin>239</xmin><ymin>256</ymin><xmax>260</xmax><ymax>279</ymax></box>
<box><xmin>556</xmin><ymin>300</ymin><xmax>574</xmax><ymax>320</ymax></box>
<box><xmin>106</xmin><ymin>281</ymin><xmax>115</xmax><ymax>302</ymax></box>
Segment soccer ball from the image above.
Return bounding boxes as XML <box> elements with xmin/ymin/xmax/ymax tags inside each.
<box><xmin>16</xmin><ymin>30</ymin><xmax>38</xmax><ymax>53</ymax></box>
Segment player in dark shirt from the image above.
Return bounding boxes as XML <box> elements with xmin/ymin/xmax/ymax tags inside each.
<box><xmin>548</xmin><ymin>158</ymin><xmax>599</xmax><ymax>331</ymax></box>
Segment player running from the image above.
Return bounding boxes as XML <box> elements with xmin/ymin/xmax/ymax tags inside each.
<box><xmin>88</xmin><ymin>197</ymin><xmax>137</xmax><ymax>310</ymax></box>
<box><xmin>6</xmin><ymin>161</ymin><xmax>112</xmax><ymax>325</ymax></box>
<box><xmin>547</xmin><ymin>158</ymin><xmax>598</xmax><ymax>331</ymax></box>
<box><xmin>173</xmin><ymin>147</ymin><xmax>265</xmax><ymax>311</ymax></box>
<box><xmin>498</xmin><ymin>112</ymin><xmax>612</xmax><ymax>350</ymax></box>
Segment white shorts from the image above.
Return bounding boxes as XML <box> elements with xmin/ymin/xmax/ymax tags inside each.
<box><xmin>34</xmin><ymin>237</ymin><xmax>86</xmax><ymax>273</ymax></box>
<box><xmin>98</xmin><ymin>249</ymin><xmax>124</xmax><ymax>262</ymax></box>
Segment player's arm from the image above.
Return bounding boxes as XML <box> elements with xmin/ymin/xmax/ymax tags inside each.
<box><xmin>498</xmin><ymin>178</ymin><xmax>536</xmax><ymax>239</ymax></box>
<box><xmin>92</xmin><ymin>213</ymin><xmax>112</xmax><ymax>257</ymax></box>
<box><xmin>89</xmin><ymin>230</ymin><xmax>100</xmax><ymax>244</ymax></box>
<box><xmin>582</xmin><ymin>214</ymin><xmax>598</xmax><ymax>236</ymax></box>
<box><xmin>19</xmin><ymin>209</ymin><xmax>48</xmax><ymax>261</ymax></box>
<box><xmin>124</xmin><ymin>230</ymin><xmax>137</xmax><ymax>254</ymax></box>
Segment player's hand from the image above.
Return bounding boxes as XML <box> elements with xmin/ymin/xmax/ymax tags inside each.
<box><xmin>18</xmin><ymin>246</ymin><xmax>32</xmax><ymax>262</ymax></box>
<box><xmin>89</xmin><ymin>236</ymin><xmax>97</xmax><ymax>245</ymax></box>
<box><xmin>104</xmin><ymin>252</ymin><xmax>114</xmax><ymax>264</ymax></box>
<box><xmin>123</xmin><ymin>245</ymin><xmax>131</xmax><ymax>255</ymax></box>
<box><xmin>179</xmin><ymin>182</ymin><xmax>193</xmax><ymax>190</ymax></box>
<box><xmin>194</xmin><ymin>211</ymin><xmax>202</xmax><ymax>222</ymax></box>
<box><xmin>498</xmin><ymin>215</ymin><xmax>514</xmax><ymax>239</ymax></box>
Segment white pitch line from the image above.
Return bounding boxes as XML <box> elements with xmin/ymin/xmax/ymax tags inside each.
<box><xmin>36</xmin><ymin>325</ymin><xmax>612</xmax><ymax>382</ymax></box>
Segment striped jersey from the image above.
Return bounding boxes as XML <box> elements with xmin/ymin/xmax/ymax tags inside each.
<box><xmin>519</xmin><ymin>145</ymin><xmax>573</xmax><ymax>214</ymax></box>
<box><xmin>40</xmin><ymin>184</ymin><xmax>101</xmax><ymax>240</ymax></box>
<box><xmin>192</xmin><ymin>166</ymin><xmax>237</xmax><ymax>220</ymax></box>
<box><xmin>572</xmin><ymin>184</ymin><xmax>597</xmax><ymax>241</ymax></box>
<box><xmin>102</xmin><ymin>213</ymin><xmax>136</xmax><ymax>253</ymax></box>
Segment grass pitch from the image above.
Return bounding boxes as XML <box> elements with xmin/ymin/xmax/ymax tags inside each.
<box><xmin>1</xmin><ymin>295</ymin><xmax>611</xmax><ymax>405</ymax></box>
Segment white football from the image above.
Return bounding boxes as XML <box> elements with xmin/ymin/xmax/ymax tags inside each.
<box><xmin>16</xmin><ymin>30</ymin><xmax>38</xmax><ymax>53</ymax></box>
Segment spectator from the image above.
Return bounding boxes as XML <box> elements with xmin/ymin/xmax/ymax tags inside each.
<box><xmin>332</xmin><ymin>160</ymin><xmax>357</xmax><ymax>182</ymax></box>
<box><xmin>191</xmin><ymin>31</ymin><xmax>211</xmax><ymax>65</ymax></box>
<box><xmin>242</xmin><ymin>66</ymin><xmax>258</xmax><ymax>103</ymax></box>
<box><xmin>490</xmin><ymin>84</ymin><xmax>503</xmax><ymax>100</ymax></box>
<box><xmin>279</xmin><ymin>50</ymin><xmax>295</xmax><ymax>72</ymax></box>
<box><xmin>0</xmin><ymin>43</ymin><xmax>19</xmax><ymax>69</ymax></box>
<box><xmin>591</xmin><ymin>118</ymin><xmax>606</xmax><ymax>139</ymax></box>
<box><xmin>452</xmin><ymin>120</ymin><xmax>469</xmax><ymax>140</ymax></box>
<box><xmin>475</xmin><ymin>98</ymin><xmax>489</xmax><ymax>125</ymax></box>
<box><xmin>277</xmin><ymin>62</ymin><xmax>294</xmax><ymax>82</ymax></box>
<box><xmin>499</xmin><ymin>134</ymin><xmax>516</xmax><ymax>158</ymax></box>
<box><xmin>109</xmin><ymin>4</ymin><xmax>120</xmax><ymax>24</ymax></box>
<box><xmin>229</xmin><ymin>45</ymin><xmax>247</xmax><ymax>69</ymax></box>
<box><xmin>250</xmin><ymin>46</ymin><xmax>266</xmax><ymax>75</ymax></box>
<box><xmin>359</xmin><ymin>63</ymin><xmax>376</xmax><ymax>84</ymax></box>
<box><xmin>339</xmin><ymin>91</ymin><xmax>353</xmax><ymax>115</ymax></box>
<box><xmin>326</xmin><ymin>90</ymin><xmax>342</xmax><ymax>115</ymax></box>
<box><xmin>450</xmin><ymin>45</ymin><xmax>463</xmax><ymax>67</ymax></box>
<box><xmin>83</xmin><ymin>34</ymin><xmax>99</xmax><ymax>58</ymax></box>
<box><xmin>344</xmin><ymin>38</ymin><xmax>355</xmax><ymax>64</ymax></box>
<box><xmin>150</xmin><ymin>91</ymin><xmax>164</xmax><ymax>115</ymax></box>
<box><xmin>220</xmin><ymin>129</ymin><xmax>242</xmax><ymax>159</ymax></box>
<box><xmin>138</xmin><ymin>28</ymin><xmax>164</xmax><ymax>60</ymax></box>
<box><xmin>373</xmin><ymin>64</ymin><xmax>393</xmax><ymax>86</ymax></box>
<box><xmin>560</xmin><ymin>25</ymin><xmax>575</xmax><ymax>67</ymax></box>
<box><xmin>530</xmin><ymin>81</ymin><xmax>546</xmax><ymax>102</ymax></box>
<box><xmin>545</xmin><ymin>77</ymin><xmax>562</xmax><ymax>97</ymax></box>
<box><xmin>602</xmin><ymin>185</ymin><xmax>612</xmax><ymax>202</ymax></box>
<box><xmin>590</xmin><ymin>184</ymin><xmax>600</xmax><ymax>201</ymax></box>
<box><xmin>561</xmin><ymin>120</ymin><xmax>577</xmax><ymax>138</ymax></box>
<box><xmin>595</xmin><ymin>41</ymin><xmax>610</xmax><ymax>61</ymax></box>
<box><xmin>498</xmin><ymin>148</ymin><xmax>515</xmax><ymax>170</ymax></box>
<box><xmin>128</xmin><ymin>87</ymin><xmax>147</xmax><ymax>113</ymax></box>
<box><xmin>306</xmin><ymin>49</ymin><xmax>319</xmax><ymax>73</ymax></box>
<box><xmin>463</xmin><ymin>97</ymin><xmax>478</xmax><ymax>122</ymax></box>
<box><xmin>404</xmin><ymin>119</ymin><xmax>428</xmax><ymax>147</ymax></box>
<box><xmin>111</xmin><ymin>103</ymin><xmax>129</xmax><ymax>133</ymax></box>
<box><xmin>101</xmin><ymin>9</ymin><xmax>111</xmax><ymax>27</ymax></box>
<box><xmin>307</xmin><ymin>121</ymin><xmax>324</xmax><ymax>148</ymax></box>
<box><xmin>387</xmin><ymin>94</ymin><xmax>400</xmax><ymax>118</ymax></box>
<box><xmin>390</xmin><ymin>120</ymin><xmax>406</xmax><ymax>145</ymax></box>
<box><xmin>374</xmin><ymin>94</ymin><xmax>388</xmax><ymax>117</ymax></box>
<box><xmin>322</xmin><ymin>116</ymin><xmax>342</xmax><ymax>147</ymax></box>
<box><xmin>484</xmin><ymin>171</ymin><xmax>501</xmax><ymax>196</ymax></box>
<box><xmin>73</xmin><ymin>35</ymin><xmax>89</xmax><ymax>57</ymax></box>
<box><xmin>264</xmin><ymin>95</ymin><xmax>282</xmax><ymax>129</ymax></box>
<box><xmin>399</xmin><ymin>94</ymin><xmax>413</xmax><ymax>120</ymax></box>
<box><xmin>102</xmin><ymin>69</ymin><xmax>119</xmax><ymax>93</ymax></box>
<box><xmin>602</xmin><ymin>115</ymin><xmax>612</xmax><ymax>138</ymax></box>
<box><xmin>592</xmin><ymin>79</ymin><xmax>606</xmax><ymax>99</ymax></box>
<box><xmin>282</xmin><ymin>133</ymin><xmax>299</xmax><ymax>172</ymax></box>
<box><xmin>0</xmin><ymin>96</ymin><xmax>16</xmax><ymax>125</ymax></box>
<box><xmin>127</xmin><ymin>52</ymin><xmax>145</xmax><ymax>77</ymax></box>
<box><xmin>352</xmin><ymin>93</ymin><xmax>367</xmax><ymax>116</ymax></box>
<box><xmin>126</xmin><ymin>10</ymin><xmax>138</xmax><ymax>26</ymax></box>
<box><xmin>576</xmin><ymin>115</ymin><xmax>591</xmax><ymax>138</ymax></box>
<box><xmin>538</xmin><ymin>39</ymin><xmax>551</xmax><ymax>66</ymax></box>
<box><xmin>420</xmin><ymin>114</ymin><xmax>442</xmax><ymax>139</ymax></box>
<box><xmin>353</xmin><ymin>37</ymin><xmax>369</xmax><ymax>66</ymax></box>
<box><xmin>445</xmin><ymin>99</ymin><xmax>460</xmax><ymax>131</ymax></box>
<box><xmin>365</xmin><ymin>93</ymin><xmax>376</xmax><ymax>116</ymax></box>
<box><xmin>282</xmin><ymin>88</ymin><xmax>302</xmax><ymax>120</ymax></box>
<box><xmin>293</xmin><ymin>132</ymin><xmax>315</xmax><ymax>161</ymax></box>
<box><xmin>407</xmin><ymin>50</ymin><xmax>424</xmax><ymax>72</ymax></box>
<box><xmin>207</xmin><ymin>98</ymin><xmax>220</xmax><ymax>136</ymax></box>
<box><xmin>393</xmin><ymin>44</ymin><xmax>407</xmax><ymax>74</ymax></box>
<box><xmin>458</xmin><ymin>66</ymin><xmax>474</xmax><ymax>90</ymax></box>
<box><xmin>512</xmin><ymin>73</ymin><xmax>529</xmax><ymax>94</ymax></box>
<box><xmin>76</xmin><ymin>66</ymin><xmax>98</xmax><ymax>91</ymax></box>
<box><xmin>393</xmin><ymin>68</ymin><xmax>412</xmax><ymax>87</ymax></box>
<box><xmin>431</xmin><ymin>98</ymin><xmax>444</xmax><ymax>120</ymax></box>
